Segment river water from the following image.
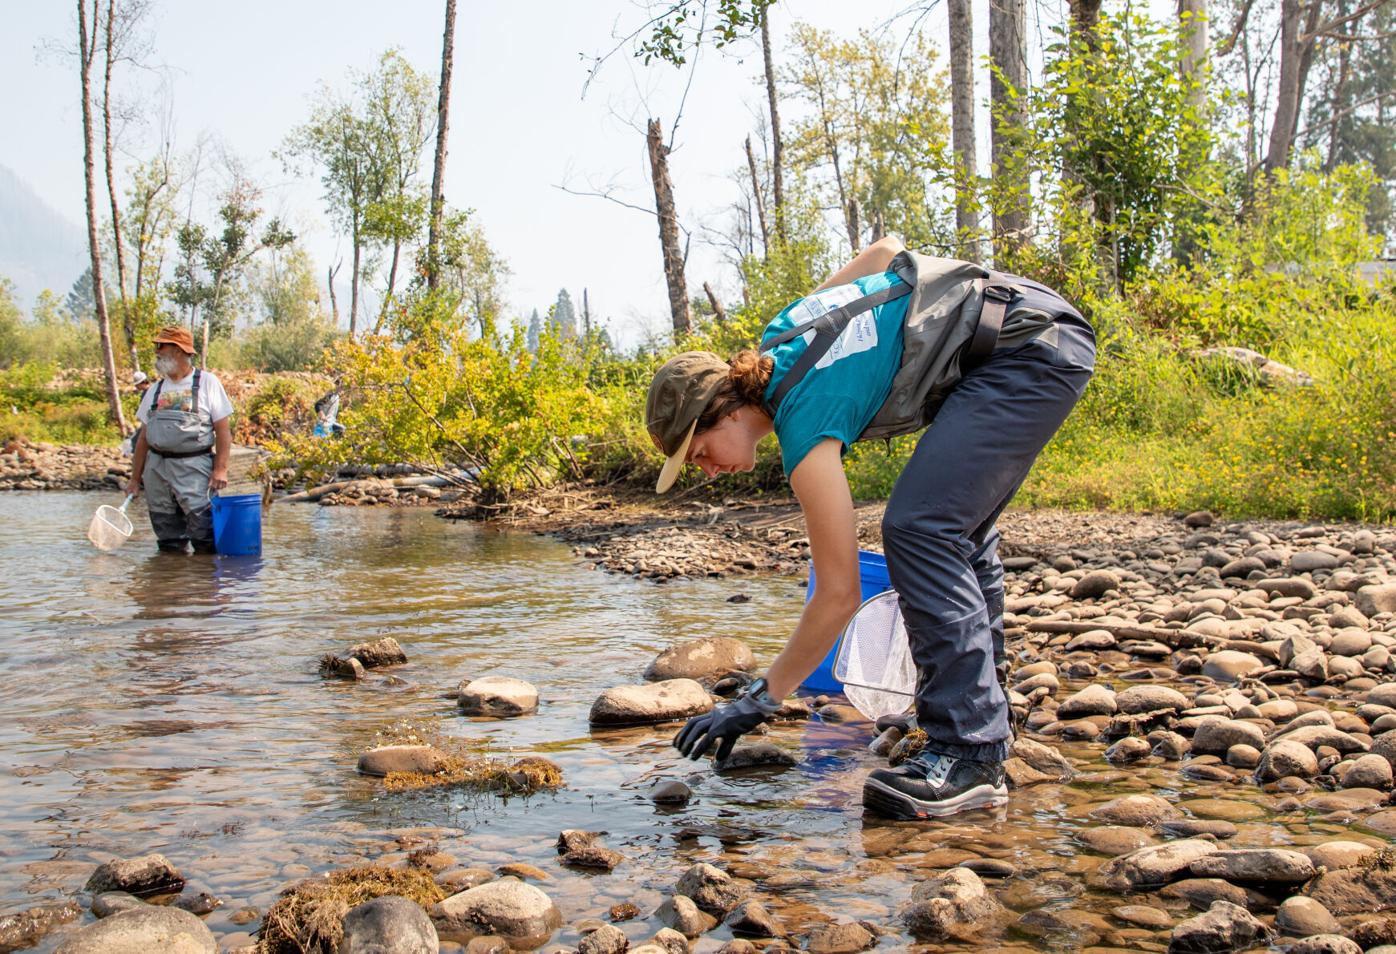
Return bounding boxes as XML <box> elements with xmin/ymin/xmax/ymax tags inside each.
<box><xmin>0</xmin><ymin>493</ymin><xmax>1376</xmax><ymax>952</ymax></box>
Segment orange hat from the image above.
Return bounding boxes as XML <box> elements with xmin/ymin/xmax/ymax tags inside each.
<box><xmin>153</xmin><ymin>326</ymin><xmax>195</xmax><ymax>355</ymax></box>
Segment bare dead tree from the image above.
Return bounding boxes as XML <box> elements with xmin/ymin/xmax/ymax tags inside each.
<box><xmin>77</xmin><ymin>0</ymin><xmax>127</xmax><ymax>433</ymax></box>
<box><xmin>744</xmin><ymin>135</ymin><xmax>770</xmax><ymax>255</ymax></box>
<box><xmin>327</xmin><ymin>259</ymin><xmax>341</xmax><ymax>328</ymax></box>
<box><xmin>948</xmin><ymin>0</ymin><xmax>980</xmax><ymax>262</ymax></box>
<box><xmin>990</xmin><ymin>0</ymin><xmax>1030</xmax><ymax>260</ymax></box>
<box><xmin>426</xmin><ymin>0</ymin><xmax>456</xmax><ymax>292</ymax></box>
<box><xmin>647</xmin><ymin>117</ymin><xmax>690</xmax><ymax>336</ymax></box>
<box><xmin>760</xmin><ymin>7</ymin><xmax>786</xmax><ymax>241</ymax></box>
<box><xmin>702</xmin><ymin>281</ymin><xmax>727</xmax><ymax>323</ymax></box>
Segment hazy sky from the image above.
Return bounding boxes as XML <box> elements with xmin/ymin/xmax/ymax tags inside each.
<box><xmin>3</xmin><ymin>1</ymin><xmax>1033</xmax><ymax>347</ymax></box>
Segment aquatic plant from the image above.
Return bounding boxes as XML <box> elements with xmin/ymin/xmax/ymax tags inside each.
<box><xmin>257</xmin><ymin>863</ymin><xmax>446</xmax><ymax>954</ymax></box>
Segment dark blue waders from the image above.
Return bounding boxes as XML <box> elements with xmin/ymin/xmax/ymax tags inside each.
<box><xmin>881</xmin><ymin>317</ymin><xmax>1096</xmax><ymax>763</ymax></box>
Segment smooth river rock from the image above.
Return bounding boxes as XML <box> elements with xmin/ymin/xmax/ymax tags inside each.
<box><xmin>1276</xmin><ymin>896</ymin><xmax>1342</xmax><ymax>937</ymax></box>
<box><xmin>589</xmin><ymin>679</ymin><xmax>713</xmax><ymax>726</ymax></box>
<box><xmin>1202</xmin><ymin>651</ymin><xmax>1266</xmax><ymax>682</ymax></box>
<box><xmin>357</xmin><ymin>744</ymin><xmax>450</xmax><ymax>777</ymax></box>
<box><xmin>457</xmin><ymin>676</ymin><xmax>539</xmax><ymax>717</ymax></box>
<box><xmin>54</xmin><ymin>906</ymin><xmax>214</xmax><ymax>954</ymax></box>
<box><xmin>1098</xmin><ymin>840</ymin><xmax>1219</xmax><ymax>891</ymax></box>
<box><xmin>1089</xmin><ymin>794</ymin><xmax>1183</xmax><ymax>827</ymax></box>
<box><xmin>901</xmin><ymin>868</ymin><xmax>1001</xmax><ymax>939</ymax></box>
<box><xmin>1188</xmin><ymin>848</ymin><xmax>1315</xmax><ymax>884</ymax></box>
<box><xmin>432</xmin><ymin>877</ymin><xmax>562</xmax><ymax>943</ymax></box>
<box><xmin>341</xmin><ymin>895</ymin><xmax>438</xmax><ymax>954</ymax></box>
<box><xmin>675</xmin><ymin>863</ymin><xmax>746</xmax><ymax>917</ymax></box>
<box><xmin>83</xmin><ymin>854</ymin><xmax>185</xmax><ymax>898</ymax></box>
<box><xmin>1167</xmin><ymin>900</ymin><xmax>1266</xmax><ymax>953</ymax></box>
<box><xmin>644</xmin><ymin>636</ymin><xmax>755</xmax><ymax>682</ymax></box>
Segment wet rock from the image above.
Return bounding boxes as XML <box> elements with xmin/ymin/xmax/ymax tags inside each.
<box><xmin>1257</xmin><ymin>740</ymin><xmax>1320</xmax><ymax>780</ymax></box>
<box><xmin>675</xmin><ymin>863</ymin><xmax>746</xmax><ymax>916</ymax></box>
<box><xmin>1161</xmin><ymin>819</ymin><xmax>1238</xmax><ymax>840</ymax></box>
<box><xmin>869</xmin><ymin>726</ymin><xmax>902</xmax><ymax>757</ymax></box>
<box><xmin>804</xmin><ymin>921</ymin><xmax>876</xmax><ymax>953</ymax></box>
<box><xmin>1066</xmin><ymin>629</ymin><xmax>1117</xmax><ymax>651</ymax></box>
<box><xmin>1202</xmin><ymin>650</ymin><xmax>1265</xmax><ymax>682</ymax></box>
<box><xmin>84</xmin><ymin>854</ymin><xmax>185</xmax><ymax>898</ymax></box>
<box><xmin>174</xmin><ymin>892</ymin><xmax>220</xmax><ymax>916</ymax></box>
<box><xmin>93</xmin><ymin>892</ymin><xmax>147</xmax><ymax>918</ymax></box>
<box><xmin>958</xmin><ymin>858</ymin><xmax>1017</xmax><ymax>878</ymax></box>
<box><xmin>1192</xmin><ymin>718</ymin><xmax>1266</xmax><ymax>755</ymax></box>
<box><xmin>1071</xmin><ymin>570</ymin><xmax>1120</xmax><ymax>599</ymax></box>
<box><xmin>1117</xmin><ymin>685</ymin><xmax>1189</xmax><ymax>714</ymax></box>
<box><xmin>556</xmin><ymin>831</ymin><xmax>624</xmax><ymax>871</ymax></box>
<box><xmin>54</xmin><ymin>905</ymin><xmax>215</xmax><ymax>954</ymax></box>
<box><xmin>900</xmin><ymin>868</ymin><xmax>1001</xmax><ymax>939</ymax></box>
<box><xmin>437</xmin><ymin>868</ymin><xmax>495</xmax><ymax>893</ymax></box>
<box><xmin>578</xmin><ymin>923</ymin><xmax>629</xmax><ymax>954</ymax></box>
<box><xmin>1089</xmin><ymin>793</ymin><xmax>1183</xmax><ymax>827</ymax></box>
<box><xmin>1105</xmin><ymin>737</ymin><xmax>1151</xmax><ymax>763</ymax></box>
<box><xmin>320</xmin><ymin>655</ymin><xmax>367</xmax><ymax>679</ymax></box>
<box><xmin>715</xmin><ymin>743</ymin><xmax>797</xmax><ymax>771</ymax></box>
<box><xmin>1167</xmin><ymin>900</ymin><xmax>1265</xmax><ymax>953</ymax></box>
<box><xmin>357</xmin><ymin>745</ymin><xmax>450</xmax><ymax>777</ymax></box>
<box><xmin>723</xmin><ymin>899</ymin><xmax>785</xmax><ymax>938</ymax></box>
<box><xmin>1305</xmin><ymin>863</ymin><xmax>1396</xmax><ymax>915</ymax></box>
<box><xmin>1275</xmin><ymin>896</ymin><xmax>1341</xmax><ymax>937</ymax></box>
<box><xmin>1356</xmin><ymin>583</ymin><xmax>1396</xmax><ymax>618</ymax></box>
<box><xmin>1010</xmin><ymin>738</ymin><xmax>1074</xmax><ymax>779</ymax></box>
<box><xmin>496</xmin><ymin>862</ymin><xmax>549</xmax><ymax>881</ymax></box>
<box><xmin>644</xmin><ymin>636</ymin><xmax>755</xmax><ymax>683</ymax></box>
<box><xmin>347</xmin><ymin>636</ymin><xmax>408</xmax><ymax>668</ymax></box>
<box><xmin>1159</xmin><ymin>878</ymin><xmax>1249</xmax><ymax>910</ymax></box>
<box><xmin>647</xmin><ymin>780</ymin><xmax>691</xmax><ymax>805</ymax></box>
<box><xmin>609</xmin><ymin>903</ymin><xmax>641</xmax><ymax>922</ymax></box>
<box><xmin>589</xmin><ymin>679</ymin><xmax>712</xmax><ymax>726</ymax></box>
<box><xmin>711</xmin><ymin>942</ymin><xmax>757</xmax><ymax>954</ymax></box>
<box><xmin>654</xmin><ymin>896</ymin><xmax>716</xmax><ymax>938</ymax></box>
<box><xmin>1098</xmin><ymin>840</ymin><xmax>1219</xmax><ymax>891</ymax></box>
<box><xmin>0</xmin><ymin>901</ymin><xmax>81</xmax><ymax>951</ymax></box>
<box><xmin>1225</xmin><ymin>744</ymin><xmax>1260</xmax><ymax>769</ymax></box>
<box><xmin>1350</xmin><ymin>915</ymin><xmax>1396</xmax><ymax>948</ymax></box>
<box><xmin>1152</xmin><ymin>731</ymin><xmax>1191</xmax><ymax>760</ymax></box>
<box><xmin>457</xmin><ymin>677</ymin><xmax>539</xmax><ymax>717</ymax></box>
<box><xmin>1058</xmin><ymin>683</ymin><xmax>1118</xmax><ymax>718</ymax></box>
<box><xmin>1303</xmin><ymin>841</ymin><xmax>1376</xmax><ymax>869</ymax></box>
<box><xmin>1077</xmin><ymin>826</ymin><xmax>1156</xmax><ymax>855</ymax></box>
<box><xmin>1288</xmin><ymin>937</ymin><xmax>1361</xmax><ymax>954</ymax></box>
<box><xmin>432</xmin><ymin>877</ymin><xmax>562</xmax><ymax>944</ymax></box>
<box><xmin>1276</xmin><ymin>724</ymin><xmax>1368</xmax><ymax>754</ymax></box>
<box><xmin>1341</xmin><ymin>753</ymin><xmax>1393</xmax><ymax>789</ymax></box>
<box><xmin>340</xmin><ymin>896</ymin><xmax>438</xmax><ymax>954</ymax></box>
<box><xmin>1189</xmin><ymin>848</ymin><xmax>1315</xmax><ymax>885</ymax></box>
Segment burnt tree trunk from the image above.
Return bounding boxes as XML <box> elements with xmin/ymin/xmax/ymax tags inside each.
<box><xmin>426</xmin><ymin>0</ymin><xmax>456</xmax><ymax>292</ymax></box>
<box><xmin>78</xmin><ymin>0</ymin><xmax>126</xmax><ymax>433</ymax></box>
<box><xmin>989</xmin><ymin>0</ymin><xmax>1030</xmax><ymax>259</ymax></box>
<box><xmin>760</xmin><ymin>9</ymin><xmax>785</xmax><ymax>241</ymax></box>
<box><xmin>646</xmin><ymin>118</ymin><xmax>690</xmax><ymax>337</ymax></box>
<box><xmin>948</xmin><ymin>0</ymin><xmax>980</xmax><ymax>262</ymax></box>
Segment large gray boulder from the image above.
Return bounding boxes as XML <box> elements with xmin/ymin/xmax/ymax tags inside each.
<box><xmin>589</xmin><ymin>679</ymin><xmax>713</xmax><ymax>726</ymax></box>
<box><xmin>1089</xmin><ymin>794</ymin><xmax>1182</xmax><ymax>827</ymax></box>
<box><xmin>644</xmin><ymin>636</ymin><xmax>755</xmax><ymax>682</ymax></box>
<box><xmin>432</xmin><ymin>877</ymin><xmax>561</xmax><ymax>944</ymax></box>
<box><xmin>340</xmin><ymin>896</ymin><xmax>438</xmax><ymax>954</ymax></box>
<box><xmin>54</xmin><ymin>906</ymin><xmax>214</xmax><ymax>954</ymax></box>
<box><xmin>458</xmin><ymin>676</ymin><xmax>539</xmax><ymax>717</ymax></box>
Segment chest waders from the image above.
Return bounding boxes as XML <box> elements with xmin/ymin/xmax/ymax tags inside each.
<box><xmin>143</xmin><ymin>370</ymin><xmax>218</xmax><ymax>552</ymax></box>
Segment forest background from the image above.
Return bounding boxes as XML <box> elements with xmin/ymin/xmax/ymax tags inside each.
<box><xmin>2</xmin><ymin>0</ymin><xmax>1395</xmax><ymax>521</ymax></box>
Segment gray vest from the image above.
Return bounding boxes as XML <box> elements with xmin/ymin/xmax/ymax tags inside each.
<box><xmin>762</xmin><ymin>251</ymin><xmax>1081</xmax><ymax>442</ymax></box>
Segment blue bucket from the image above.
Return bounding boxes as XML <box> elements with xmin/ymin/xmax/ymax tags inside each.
<box><xmin>211</xmin><ymin>493</ymin><xmax>262</xmax><ymax>556</ymax></box>
<box><xmin>800</xmin><ymin>550</ymin><xmax>892</xmax><ymax>693</ymax></box>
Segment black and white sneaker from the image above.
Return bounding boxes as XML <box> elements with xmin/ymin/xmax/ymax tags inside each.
<box><xmin>862</xmin><ymin>751</ymin><xmax>1008</xmax><ymax>820</ymax></box>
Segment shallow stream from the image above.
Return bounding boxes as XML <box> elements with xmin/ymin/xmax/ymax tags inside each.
<box><xmin>0</xmin><ymin>493</ymin><xmax>1377</xmax><ymax>952</ymax></box>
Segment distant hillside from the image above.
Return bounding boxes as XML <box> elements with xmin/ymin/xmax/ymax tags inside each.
<box><xmin>0</xmin><ymin>164</ymin><xmax>87</xmax><ymax>310</ymax></box>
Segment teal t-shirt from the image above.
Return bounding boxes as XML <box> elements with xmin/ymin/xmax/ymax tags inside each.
<box><xmin>761</xmin><ymin>271</ymin><xmax>910</xmax><ymax>478</ymax></box>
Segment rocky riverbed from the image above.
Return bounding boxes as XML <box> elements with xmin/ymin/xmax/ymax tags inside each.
<box><xmin>9</xmin><ymin>492</ymin><xmax>1396</xmax><ymax>954</ymax></box>
<box><xmin>0</xmin><ymin>438</ymin><xmax>128</xmax><ymax>491</ymax></box>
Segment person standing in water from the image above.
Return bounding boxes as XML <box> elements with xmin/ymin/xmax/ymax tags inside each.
<box><xmin>125</xmin><ymin>327</ymin><xmax>234</xmax><ymax>553</ymax></box>
<box><xmin>650</xmin><ymin>236</ymin><xmax>1095</xmax><ymax>819</ymax></box>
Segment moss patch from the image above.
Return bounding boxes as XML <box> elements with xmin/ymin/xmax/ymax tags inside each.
<box><xmin>383</xmin><ymin>753</ymin><xmax>563</xmax><ymax>794</ymax></box>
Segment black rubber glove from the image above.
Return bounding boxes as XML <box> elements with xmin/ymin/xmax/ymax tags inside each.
<box><xmin>674</xmin><ymin>678</ymin><xmax>781</xmax><ymax>761</ymax></box>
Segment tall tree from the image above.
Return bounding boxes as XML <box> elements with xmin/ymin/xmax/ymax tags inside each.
<box><xmin>743</xmin><ymin>135</ymin><xmax>770</xmax><ymax>254</ymax></box>
<box><xmin>760</xmin><ymin>7</ymin><xmax>786</xmax><ymax>241</ymax></box>
<box><xmin>551</xmin><ymin>289</ymin><xmax>577</xmax><ymax>339</ymax></box>
<box><xmin>947</xmin><ymin>0</ymin><xmax>980</xmax><ymax>262</ymax></box>
<box><xmin>526</xmin><ymin>308</ymin><xmax>541</xmax><ymax>353</ymax></box>
<box><xmin>101</xmin><ymin>0</ymin><xmax>148</xmax><ymax>372</ymax></box>
<box><xmin>1177</xmin><ymin>0</ymin><xmax>1209</xmax><ymax>114</ymax></box>
<box><xmin>76</xmin><ymin>0</ymin><xmax>126</xmax><ymax>433</ymax></box>
<box><xmin>426</xmin><ymin>0</ymin><xmax>457</xmax><ymax>292</ymax></box>
<box><xmin>989</xmin><ymin>0</ymin><xmax>1031</xmax><ymax>259</ymax></box>
<box><xmin>282</xmin><ymin>97</ymin><xmax>374</xmax><ymax>335</ymax></box>
<box><xmin>646</xmin><ymin>118</ymin><xmax>691</xmax><ymax>337</ymax></box>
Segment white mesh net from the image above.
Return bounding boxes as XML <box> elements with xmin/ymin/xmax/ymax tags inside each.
<box><xmin>87</xmin><ymin>505</ymin><xmax>133</xmax><ymax>551</ymax></box>
<box><xmin>834</xmin><ymin>590</ymin><xmax>917</xmax><ymax>720</ymax></box>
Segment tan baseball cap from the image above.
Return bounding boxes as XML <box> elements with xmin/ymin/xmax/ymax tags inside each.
<box><xmin>645</xmin><ymin>351</ymin><xmax>729</xmax><ymax>493</ymax></box>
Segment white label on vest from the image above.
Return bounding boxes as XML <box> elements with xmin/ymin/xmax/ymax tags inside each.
<box><xmin>792</xmin><ymin>284</ymin><xmax>877</xmax><ymax>370</ymax></box>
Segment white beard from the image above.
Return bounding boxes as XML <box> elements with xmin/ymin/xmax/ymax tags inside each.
<box><xmin>154</xmin><ymin>355</ymin><xmax>183</xmax><ymax>377</ymax></box>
